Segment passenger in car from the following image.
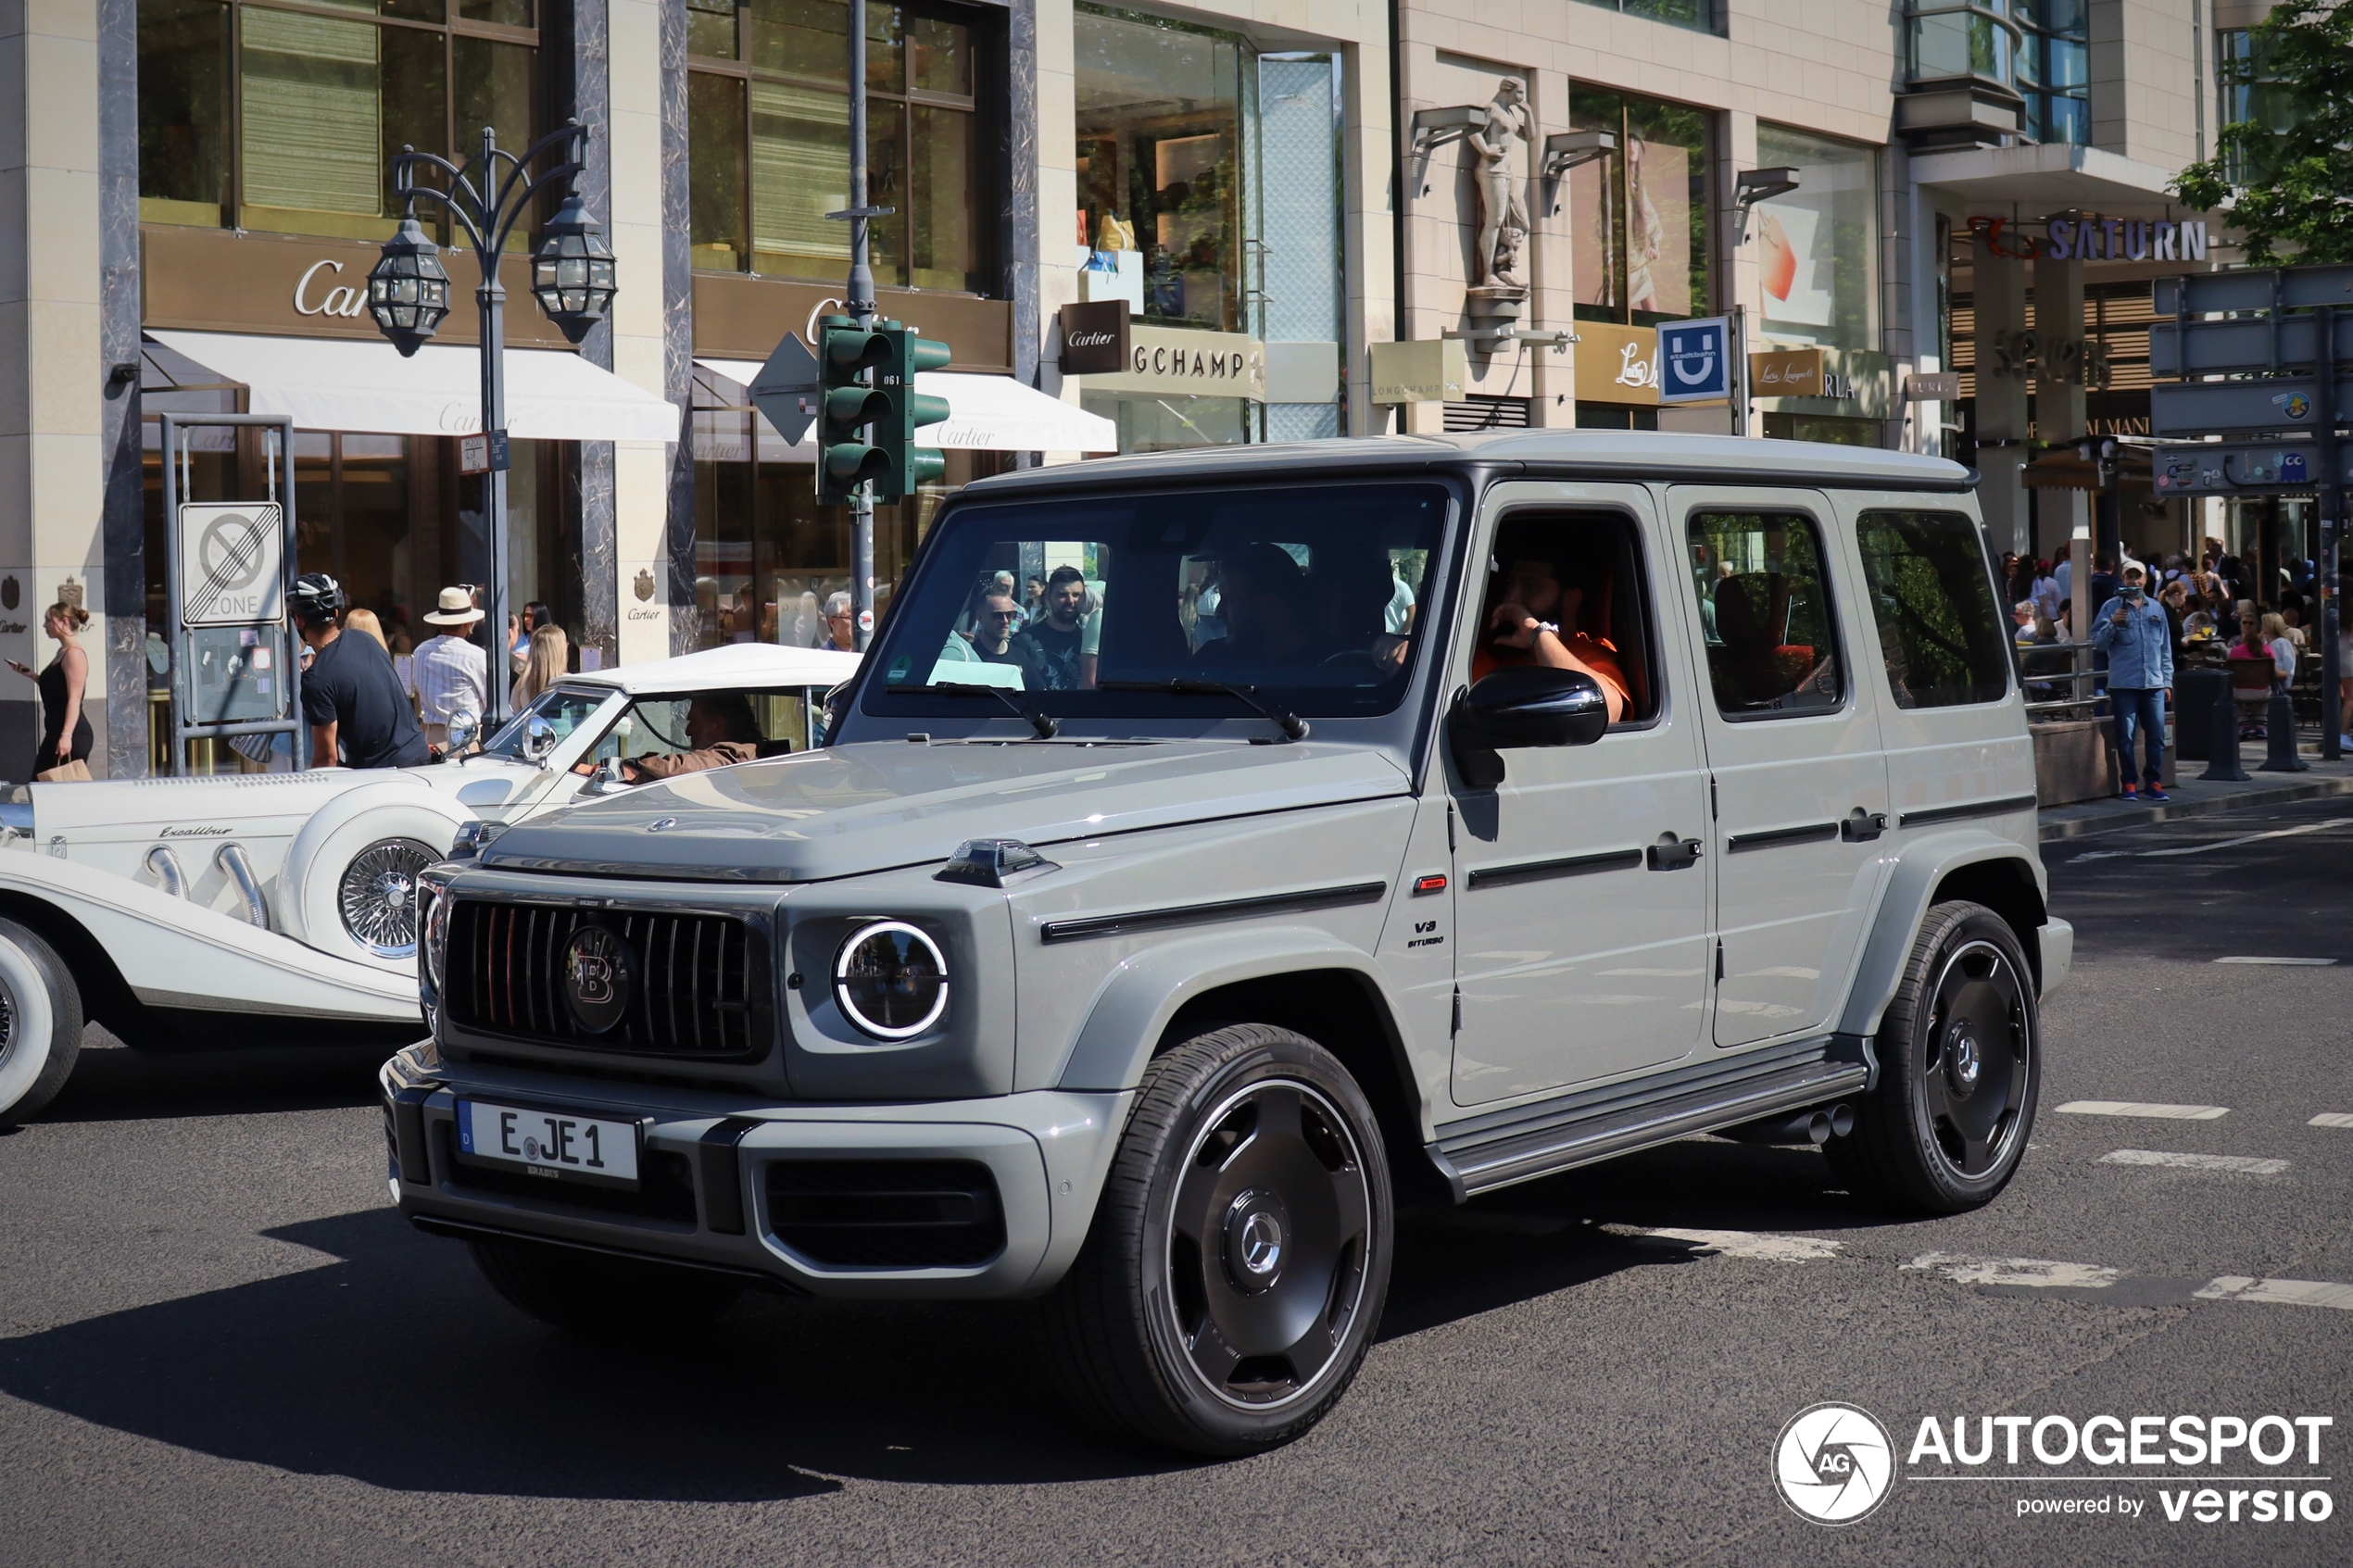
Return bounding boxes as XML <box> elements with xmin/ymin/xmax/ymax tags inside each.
<box><xmin>1475</xmin><ymin>546</ymin><xmax>1629</xmax><ymax>722</ymax></box>
<box><xmin>1199</xmin><ymin>544</ymin><xmax>1316</xmax><ymax>666</ymax></box>
<box><xmin>613</xmin><ymin>693</ymin><xmax>768</xmax><ymax>784</ymax></box>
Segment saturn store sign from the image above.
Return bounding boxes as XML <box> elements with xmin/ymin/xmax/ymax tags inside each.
<box><xmin>1073</xmin><ymin>323</ymin><xmax>1266</xmax><ymax>402</ymax></box>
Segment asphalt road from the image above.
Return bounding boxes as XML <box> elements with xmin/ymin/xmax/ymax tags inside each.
<box><xmin>3</xmin><ymin>801</ymin><xmax>2349</xmax><ymax>1566</ymax></box>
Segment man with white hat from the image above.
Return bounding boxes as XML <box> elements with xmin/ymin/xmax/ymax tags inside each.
<box><xmin>414</xmin><ymin>585</ymin><xmax>487</xmax><ymax>751</ymax></box>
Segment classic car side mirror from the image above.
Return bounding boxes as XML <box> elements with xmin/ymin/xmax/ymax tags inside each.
<box><xmin>446</xmin><ymin>711</ymin><xmax>480</xmax><ymax>754</ymax></box>
<box><xmin>522</xmin><ymin>715</ymin><xmax>558</xmax><ymax>763</ymax></box>
<box><xmin>1449</xmin><ymin>666</ymin><xmax>1610</xmax><ymax>790</ymax></box>
<box><xmin>578</xmin><ymin>757</ymin><xmax>627</xmax><ymax>796</ymax></box>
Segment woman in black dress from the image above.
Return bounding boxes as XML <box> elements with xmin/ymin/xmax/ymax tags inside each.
<box><xmin>6</xmin><ymin>602</ymin><xmax>93</xmax><ymax>780</ymax></box>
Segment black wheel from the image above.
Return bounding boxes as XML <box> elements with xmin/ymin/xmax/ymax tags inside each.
<box><xmin>468</xmin><ymin>1238</ymin><xmax>746</xmax><ymax>1336</ymax></box>
<box><xmin>0</xmin><ymin>916</ymin><xmax>82</xmax><ymax>1131</ymax></box>
<box><xmin>1041</xmin><ymin>1023</ymin><xmax>1392</xmax><ymax>1456</ymax></box>
<box><xmin>1831</xmin><ymin>901</ymin><xmax>2039</xmax><ymax>1212</ymax></box>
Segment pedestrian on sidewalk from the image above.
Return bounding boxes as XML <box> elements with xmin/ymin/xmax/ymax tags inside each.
<box><xmin>2092</xmin><ymin>562</ymin><xmax>2173</xmax><ymax>802</ymax></box>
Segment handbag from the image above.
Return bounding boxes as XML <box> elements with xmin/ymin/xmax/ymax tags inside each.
<box><xmin>35</xmin><ymin>759</ymin><xmax>91</xmax><ymax>783</ymax></box>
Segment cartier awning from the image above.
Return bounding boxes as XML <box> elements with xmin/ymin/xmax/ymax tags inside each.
<box><xmin>147</xmin><ymin>330</ymin><xmax>682</xmax><ymax>443</ymax></box>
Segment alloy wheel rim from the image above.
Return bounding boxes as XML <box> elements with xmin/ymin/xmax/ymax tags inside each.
<box><xmin>1162</xmin><ymin>1078</ymin><xmax>1372</xmax><ymax>1411</ymax></box>
<box><xmin>1918</xmin><ymin>939</ymin><xmax>2032</xmax><ymax>1179</ymax></box>
<box><xmin>339</xmin><ymin>838</ymin><xmax>441</xmax><ymax>959</ymax></box>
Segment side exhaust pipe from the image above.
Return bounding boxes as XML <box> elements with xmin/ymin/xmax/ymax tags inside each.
<box><xmin>1718</xmin><ymin>1103</ymin><xmax>1856</xmax><ymax>1146</ymax></box>
<box><xmin>215</xmin><ymin>842</ymin><xmax>271</xmax><ymax>930</ymax></box>
<box><xmin>144</xmin><ymin>844</ymin><xmax>187</xmax><ymax>899</ymax></box>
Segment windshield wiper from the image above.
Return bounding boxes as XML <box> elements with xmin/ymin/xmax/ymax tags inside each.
<box><xmin>1099</xmin><ymin>679</ymin><xmax>1309</xmax><ymax>741</ymax></box>
<box><xmin>887</xmin><ymin>682</ymin><xmax>1059</xmax><ymax>739</ymax></box>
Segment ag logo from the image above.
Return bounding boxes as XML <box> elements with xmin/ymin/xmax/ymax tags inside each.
<box><xmin>1774</xmin><ymin>1402</ymin><xmax>1894</xmax><ymax>1525</ymax></box>
<box><xmin>562</xmin><ymin>925</ymin><xmax>635</xmax><ymax>1035</ymax></box>
<box><xmin>634</xmin><ymin>568</ymin><xmax>656</xmax><ymax>602</ymax></box>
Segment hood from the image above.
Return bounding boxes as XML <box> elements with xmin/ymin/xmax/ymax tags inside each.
<box><xmin>28</xmin><ymin>769</ymin><xmax>439</xmax><ymax>842</ymax></box>
<box><xmin>479</xmin><ymin>739</ymin><xmax>1411</xmax><ymax>882</ymax></box>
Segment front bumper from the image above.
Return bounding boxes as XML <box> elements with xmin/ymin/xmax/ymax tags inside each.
<box><xmin>380</xmin><ymin>1044</ymin><xmax>1130</xmax><ymax>1298</ymax></box>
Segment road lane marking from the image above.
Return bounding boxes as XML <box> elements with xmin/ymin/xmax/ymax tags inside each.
<box><xmin>2213</xmin><ymin>956</ymin><xmax>2339</xmax><ymax>966</ymax></box>
<box><xmin>1635</xmin><ymin>1227</ymin><xmax>1842</xmax><ymax>1261</ymax></box>
<box><xmin>1903</xmin><ymin>1252</ymin><xmax>2120</xmax><ymax>1288</ymax></box>
<box><xmin>2100</xmin><ymin>1148</ymin><xmax>2290</xmax><ymax>1174</ymax></box>
<box><xmin>2057</xmin><ymin>1100</ymin><xmax>2229</xmax><ymax>1121</ymax></box>
<box><xmin>2140</xmin><ymin>818</ymin><xmax>2353</xmax><ymax>857</ymax></box>
<box><xmin>2195</xmin><ymin>1276</ymin><xmax>2353</xmax><ymax>1311</ymax></box>
<box><xmin>2309</xmin><ymin>1113</ymin><xmax>2353</xmax><ymax>1129</ymax></box>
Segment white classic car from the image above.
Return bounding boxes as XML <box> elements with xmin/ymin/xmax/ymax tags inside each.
<box><xmin>0</xmin><ymin>641</ymin><xmax>861</xmax><ymax>1126</ymax></box>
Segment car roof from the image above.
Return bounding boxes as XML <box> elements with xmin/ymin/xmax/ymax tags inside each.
<box><xmin>956</xmin><ymin>430</ymin><xmax>1974</xmax><ymax>497</ymax></box>
<box><xmin>560</xmin><ymin>642</ymin><xmax>864</xmax><ymax>697</ymax></box>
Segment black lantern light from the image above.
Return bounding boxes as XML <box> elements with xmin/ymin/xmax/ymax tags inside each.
<box><xmin>530</xmin><ymin>191</ymin><xmax>618</xmax><ymax>345</ymax></box>
<box><xmin>367</xmin><ymin>207</ymin><xmax>452</xmax><ymax>358</ymax></box>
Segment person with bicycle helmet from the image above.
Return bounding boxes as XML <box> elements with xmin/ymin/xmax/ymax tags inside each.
<box><xmin>294</xmin><ymin>572</ymin><xmax>426</xmax><ymax>769</ymax></box>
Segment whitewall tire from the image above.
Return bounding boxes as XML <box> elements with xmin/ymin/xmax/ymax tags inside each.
<box><xmin>0</xmin><ymin>916</ymin><xmax>83</xmax><ymax>1130</ymax></box>
<box><xmin>283</xmin><ymin>787</ymin><xmax>471</xmax><ymax>967</ymax></box>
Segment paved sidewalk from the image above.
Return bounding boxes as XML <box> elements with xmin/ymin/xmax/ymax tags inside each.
<box><xmin>2037</xmin><ymin>754</ymin><xmax>2353</xmax><ymax>841</ymax></box>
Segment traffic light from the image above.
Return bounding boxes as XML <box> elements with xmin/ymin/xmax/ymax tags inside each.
<box><xmin>816</xmin><ymin>314</ymin><xmax>892</xmax><ymax>506</ymax></box>
<box><xmin>872</xmin><ymin>324</ymin><xmax>952</xmax><ymax>503</ymax></box>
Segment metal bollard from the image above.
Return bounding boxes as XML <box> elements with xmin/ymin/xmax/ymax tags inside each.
<box><xmin>2259</xmin><ymin>687</ymin><xmax>2310</xmax><ymax>773</ymax></box>
<box><xmin>2202</xmin><ymin>684</ymin><xmax>2251</xmax><ymax>782</ymax></box>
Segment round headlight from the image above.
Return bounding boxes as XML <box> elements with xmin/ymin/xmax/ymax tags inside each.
<box><xmin>833</xmin><ymin>920</ymin><xmax>949</xmax><ymax>1039</ymax></box>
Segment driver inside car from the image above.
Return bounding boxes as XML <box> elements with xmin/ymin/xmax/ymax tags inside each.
<box><xmin>1475</xmin><ymin>542</ymin><xmax>1629</xmax><ymax>723</ymax></box>
<box><xmin>1196</xmin><ymin>543</ymin><xmax>1316</xmax><ymax>666</ymax></box>
<box><xmin>574</xmin><ymin>692</ymin><xmax>767</xmax><ymax>784</ymax></box>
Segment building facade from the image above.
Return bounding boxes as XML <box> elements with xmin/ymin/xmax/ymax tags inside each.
<box><xmin>0</xmin><ymin>0</ymin><xmax>2284</xmax><ymax>775</ymax></box>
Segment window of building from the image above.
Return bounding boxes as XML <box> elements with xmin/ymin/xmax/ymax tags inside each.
<box><xmin>1567</xmin><ymin>87</ymin><xmax>1710</xmax><ymax>327</ymax></box>
<box><xmin>1687</xmin><ymin>510</ymin><xmax>1843</xmax><ymax>719</ymax></box>
<box><xmin>2017</xmin><ymin>0</ymin><xmax>2089</xmax><ymax>144</ymax></box>
<box><xmin>1569</xmin><ymin>0</ymin><xmax>1719</xmax><ymax>36</ymax></box>
<box><xmin>1906</xmin><ymin>1</ymin><xmax>2019</xmax><ymax>94</ymax></box>
<box><xmin>1074</xmin><ymin>6</ymin><xmax>1247</xmax><ymax>333</ymax></box>
<box><xmin>687</xmin><ymin>0</ymin><xmax>991</xmax><ymax>292</ymax></box>
<box><xmin>137</xmin><ymin>0</ymin><xmax>545</xmax><ymax>243</ymax></box>
<box><xmin>1856</xmin><ymin>509</ymin><xmax>2012</xmax><ymax>709</ymax></box>
<box><xmin>2216</xmin><ymin>26</ymin><xmax>2297</xmax><ymax>183</ymax></box>
<box><xmin>1753</xmin><ymin>126</ymin><xmax>1879</xmax><ymax>355</ymax></box>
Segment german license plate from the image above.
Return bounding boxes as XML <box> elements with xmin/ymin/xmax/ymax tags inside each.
<box><xmin>456</xmin><ymin>1098</ymin><xmax>641</xmax><ymax>1185</ymax></box>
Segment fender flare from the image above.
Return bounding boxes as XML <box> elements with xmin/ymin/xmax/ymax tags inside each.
<box><xmin>1836</xmin><ymin>831</ymin><xmax>2047</xmax><ymax>1040</ymax></box>
<box><xmin>281</xmin><ymin>779</ymin><xmax>476</xmax><ymax>962</ymax></box>
<box><xmin>1052</xmin><ymin>925</ymin><xmax>1396</xmax><ymax>1093</ymax></box>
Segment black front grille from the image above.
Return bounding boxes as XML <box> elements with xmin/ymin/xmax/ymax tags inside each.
<box><xmin>438</xmin><ymin>1123</ymin><xmax>700</xmax><ymax>1223</ymax></box>
<box><xmin>445</xmin><ymin>899</ymin><xmax>770</xmax><ymax>1059</ymax></box>
<box><xmin>765</xmin><ymin>1160</ymin><xmax>1006</xmax><ymax>1269</ymax></box>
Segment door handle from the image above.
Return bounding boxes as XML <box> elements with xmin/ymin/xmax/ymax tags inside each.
<box><xmin>1646</xmin><ymin>833</ymin><xmax>1704</xmax><ymax>871</ymax></box>
<box><xmin>1840</xmin><ymin>808</ymin><xmax>1889</xmax><ymax>843</ymax></box>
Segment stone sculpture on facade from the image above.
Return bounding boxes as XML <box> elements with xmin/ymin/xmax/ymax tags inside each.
<box><xmin>1464</xmin><ymin>77</ymin><xmax>1532</xmax><ymax>338</ymax></box>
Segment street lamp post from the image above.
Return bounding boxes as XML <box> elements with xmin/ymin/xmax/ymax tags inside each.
<box><xmin>366</xmin><ymin>119</ymin><xmax>616</xmax><ymax>730</ymax></box>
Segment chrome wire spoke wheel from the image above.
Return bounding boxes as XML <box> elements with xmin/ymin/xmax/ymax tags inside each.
<box><xmin>339</xmin><ymin>837</ymin><xmax>441</xmax><ymax>959</ymax></box>
<box><xmin>1918</xmin><ymin>938</ymin><xmax>2032</xmax><ymax>1179</ymax></box>
<box><xmin>1163</xmin><ymin>1078</ymin><xmax>1373</xmax><ymax>1410</ymax></box>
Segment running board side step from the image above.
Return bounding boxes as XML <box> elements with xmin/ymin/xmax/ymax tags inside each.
<box><xmin>1426</xmin><ymin>1035</ymin><xmax>1873</xmax><ymax>1201</ymax></box>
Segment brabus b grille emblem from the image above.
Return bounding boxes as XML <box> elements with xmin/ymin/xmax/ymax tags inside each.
<box><xmin>563</xmin><ymin>926</ymin><xmax>635</xmax><ymax>1034</ymax></box>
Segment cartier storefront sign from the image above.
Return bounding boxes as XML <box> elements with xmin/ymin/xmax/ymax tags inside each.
<box><xmin>140</xmin><ymin>225</ymin><xmax>571</xmax><ymax>348</ymax></box>
<box><xmin>1059</xmin><ymin>300</ymin><xmax>1130</xmax><ymax>376</ymax></box>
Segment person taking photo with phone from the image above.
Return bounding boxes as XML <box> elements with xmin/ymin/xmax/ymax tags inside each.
<box><xmin>2091</xmin><ymin>562</ymin><xmax>2173</xmax><ymax>801</ymax></box>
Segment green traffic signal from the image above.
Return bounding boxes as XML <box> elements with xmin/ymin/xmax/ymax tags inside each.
<box><xmin>816</xmin><ymin>318</ymin><xmax>894</xmax><ymax>506</ymax></box>
<box><xmin>870</xmin><ymin>324</ymin><xmax>953</xmax><ymax>504</ymax></box>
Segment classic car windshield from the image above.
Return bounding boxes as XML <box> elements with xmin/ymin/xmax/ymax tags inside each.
<box><xmin>869</xmin><ymin>482</ymin><xmax>1452</xmax><ymax>721</ymax></box>
<box><xmin>480</xmin><ymin>685</ymin><xmax>613</xmax><ymax>759</ymax></box>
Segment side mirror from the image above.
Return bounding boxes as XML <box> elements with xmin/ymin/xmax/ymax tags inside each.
<box><xmin>1449</xmin><ymin>666</ymin><xmax>1610</xmax><ymax>790</ymax></box>
<box><xmin>446</xmin><ymin>711</ymin><xmax>480</xmax><ymax>754</ymax></box>
<box><xmin>522</xmin><ymin>715</ymin><xmax>558</xmax><ymax>762</ymax></box>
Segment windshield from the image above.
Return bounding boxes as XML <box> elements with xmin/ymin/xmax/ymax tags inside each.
<box><xmin>866</xmin><ymin>482</ymin><xmax>1453</xmax><ymax>721</ymax></box>
<box><xmin>480</xmin><ymin>685</ymin><xmax>613</xmax><ymax>759</ymax></box>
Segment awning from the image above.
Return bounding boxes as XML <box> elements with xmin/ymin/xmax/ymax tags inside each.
<box><xmin>1909</xmin><ymin>144</ymin><xmax>2195</xmax><ymax>220</ymax></box>
<box><xmin>148</xmin><ymin>330</ymin><xmax>681</xmax><ymax>444</ymax></box>
<box><xmin>695</xmin><ymin>358</ymin><xmax>1116</xmax><ymax>453</ymax></box>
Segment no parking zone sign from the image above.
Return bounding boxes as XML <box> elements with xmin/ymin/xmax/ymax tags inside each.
<box><xmin>1656</xmin><ymin>316</ymin><xmax>1733</xmax><ymax>405</ymax></box>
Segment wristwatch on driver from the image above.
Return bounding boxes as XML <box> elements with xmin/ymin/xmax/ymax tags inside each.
<box><xmin>1529</xmin><ymin>619</ymin><xmax>1561</xmax><ymax>639</ymax></box>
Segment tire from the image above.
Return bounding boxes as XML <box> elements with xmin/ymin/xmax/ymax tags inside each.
<box><xmin>282</xmin><ymin>784</ymin><xmax>470</xmax><ymax>966</ymax></box>
<box><xmin>0</xmin><ymin>916</ymin><xmax>82</xmax><ymax>1131</ymax></box>
<box><xmin>1831</xmin><ymin>900</ymin><xmax>2040</xmax><ymax>1213</ymax></box>
<box><xmin>1040</xmin><ymin>1024</ymin><xmax>1393</xmax><ymax>1456</ymax></box>
<box><xmin>468</xmin><ymin>1237</ymin><xmax>746</xmax><ymax>1336</ymax></box>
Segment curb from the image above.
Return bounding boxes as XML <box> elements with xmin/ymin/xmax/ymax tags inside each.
<box><xmin>2038</xmin><ymin>772</ymin><xmax>2353</xmax><ymax>842</ymax></box>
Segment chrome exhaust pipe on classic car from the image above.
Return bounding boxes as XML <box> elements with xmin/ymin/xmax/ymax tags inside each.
<box><xmin>214</xmin><ymin>842</ymin><xmax>270</xmax><ymax>929</ymax></box>
<box><xmin>143</xmin><ymin>845</ymin><xmax>187</xmax><ymax>899</ymax></box>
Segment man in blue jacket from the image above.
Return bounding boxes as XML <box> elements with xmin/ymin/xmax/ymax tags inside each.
<box><xmin>2092</xmin><ymin>562</ymin><xmax>2174</xmax><ymax>801</ymax></box>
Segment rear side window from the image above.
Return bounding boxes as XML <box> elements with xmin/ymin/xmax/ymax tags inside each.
<box><xmin>1687</xmin><ymin>511</ymin><xmax>1843</xmax><ymax>718</ymax></box>
<box><xmin>1855</xmin><ymin>509</ymin><xmax>2012</xmax><ymax>709</ymax></box>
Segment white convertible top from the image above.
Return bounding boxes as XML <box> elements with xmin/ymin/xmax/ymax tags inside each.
<box><xmin>559</xmin><ymin>641</ymin><xmax>863</xmax><ymax>697</ymax></box>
